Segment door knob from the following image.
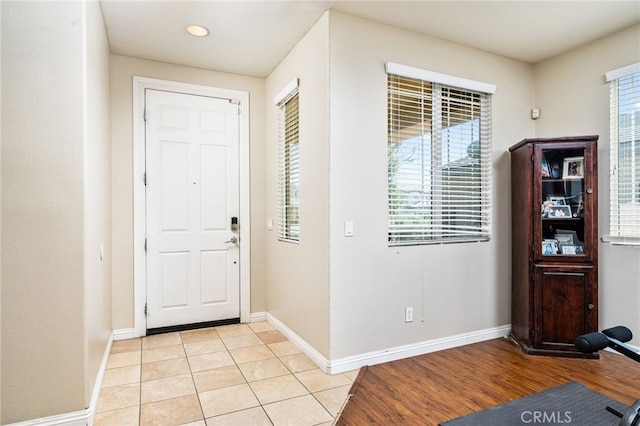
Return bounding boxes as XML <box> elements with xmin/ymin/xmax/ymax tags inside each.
<box><xmin>587</xmin><ymin>303</ymin><xmax>594</xmax><ymax>310</ymax></box>
<box><xmin>225</xmin><ymin>236</ymin><xmax>238</xmax><ymax>244</ymax></box>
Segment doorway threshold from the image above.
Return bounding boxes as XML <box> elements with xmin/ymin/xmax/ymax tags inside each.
<box><xmin>146</xmin><ymin>318</ymin><xmax>240</xmax><ymax>336</ymax></box>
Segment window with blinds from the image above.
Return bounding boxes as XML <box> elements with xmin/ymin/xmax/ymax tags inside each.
<box><xmin>277</xmin><ymin>88</ymin><xmax>300</xmax><ymax>242</ymax></box>
<box><xmin>387</xmin><ymin>72</ymin><xmax>492</xmax><ymax>245</ymax></box>
<box><xmin>607</xmin><ymin>64</ymin><xmax>640</xmax><ymax>240</ymax></box>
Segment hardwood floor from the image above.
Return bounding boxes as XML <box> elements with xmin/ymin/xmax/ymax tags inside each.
<box><xmin>336</xmin><ymin>336</ymin><xmax>639</xmax><ymax>425</ymax></box>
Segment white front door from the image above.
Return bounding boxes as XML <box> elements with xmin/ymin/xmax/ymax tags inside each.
<box><xmin>145</xmin><ymin>89</ymin><xmax>240</xmax><ymax>329</ymax></box>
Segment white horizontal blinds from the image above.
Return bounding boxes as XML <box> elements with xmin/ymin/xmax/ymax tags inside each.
<box><xmin>277</xmin><ymin>89</ymin><xmax>300</xmax><ymax>242</ymax></box>
<box><xmin>388</xmin><ymin>73</ymin><xmax>492</xmax><ymax>245</ymax></box>
<box><xmin>388</xmin><ymin>75</ymin><xmax>433</xmax><ymax>242</ymax></box>
<box><xmin>609</xmin><ymin>69</ymin><xmax>640</xmax><ymax>238</ymax></box>
<box><xmin>438</xmin><ymin>87</ymin><xmax>491</xmax><ymax>239</ymax></box>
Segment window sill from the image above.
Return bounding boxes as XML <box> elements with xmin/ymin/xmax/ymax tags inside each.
<box><xmin>601</xmin><ymin>236</ymin><xmax>640</xmax><ymax>246</ymax></box>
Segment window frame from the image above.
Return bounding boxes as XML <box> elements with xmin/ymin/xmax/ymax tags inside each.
<box><xmin>386</xmin><ymin>63</ymin><xmax>495</xmax><ymax>246</ymax></box>
<box><xmin>274</xmin><ymin>79</ymin><xmax>301</xmax><ymax>243</ymax></box>
<box><xmin>605</xmin><ymin>62</ymin><xmax>640</xmax><ymax>245</ymax></box>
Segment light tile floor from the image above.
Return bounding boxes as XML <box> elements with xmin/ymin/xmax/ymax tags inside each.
<box><xmin>95</xmin><ymin>322</ymin><xmax>358</xmax><ymax>425</ymax></box>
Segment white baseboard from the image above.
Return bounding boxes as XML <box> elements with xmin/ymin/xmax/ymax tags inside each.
<box><xmin>112</xmin><ymin>327</ymin><xmax>137</xmax><ymax>341</ymax></box>
<box><xmin>249</xmin><ymin>311</ymin><xmax>268</xmax><ymax>323</ymax></box>
<box><xmin>328</xmin><ymin>325</ymin><xmax>511</xmax><ymax>374</ymax></box>
<box><xmin>266</xmin><ymin>313</ymin><xmax>332</xmax><ymax>373</ymax></box>
<box><xmin>265</xmin><ymin>314</ymin><xmax>511</xmax><ymax>375</ymax></box>
<box><xmin>87</xmin><ymin>332</ymin><xmax>114</xmax><ymax>424</ymax></box>
<box><xmin>6</xmin><ymin>410</ymin><xmax>92</xmax><ymax>426</ymax></box>
<box><xmin>6</xmin><ymin>332</ymin><xmax>114</xmax><ymax>426</ymax></box>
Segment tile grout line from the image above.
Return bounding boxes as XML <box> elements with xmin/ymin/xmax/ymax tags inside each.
<box><xmin>253</xmin><ymin>326</ymin><xmax>338</xmax><ymax>424</ymax></box>
<box><xmin>180</xmin><ymin>331</ymin><xmax>208</xmax><ymax>425</ymax></box>
<box><xmin>138</xmin><ymin>342</ymin><xmax>142</xmax><ymax>425</ymax></box>
<box><xmin>192</xmin><ymin>324</ymin><xmax>274</xmax><ymax>424</ymax></box>
<box><xmin>216</xmin><ymin>324</ymin><xmax>311</xmax><ymax>424</ymax></box>
<box><xmin>235</xmin><ymin>330</ymin><xmax>277</xmax><ymax>425</ymax></box>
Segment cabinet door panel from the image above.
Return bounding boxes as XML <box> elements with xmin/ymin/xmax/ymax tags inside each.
<box><xmin>533</xmin><ymin>265</ymin><xmax>596</xmax><ymax>351</ymax></box>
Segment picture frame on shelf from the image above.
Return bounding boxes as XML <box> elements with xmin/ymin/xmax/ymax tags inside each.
<box><xmin>563</xmin><ymin>156</ymin><xmax>584</xmax><ymax>179</ymax></box>
<box><xmin>541</xmin><ymin>156</ymin><xmax>551</xmax><ymax>178</ymax></box>
<box><xmin>560</xmin><ymin>244</ymin><xmax>584</xmax><ymax>255</ymax></box>
<box><xmin>541</xmin><ymin>200</ymin><xmax>554</xmax><ymax>217</ymax></box>
<box><xmin>548</xmin><ymin>195</ymin><xmax>566</xmax><ymax>205</ymax></box>
<box><xmin>554</xmin><ymin>233</ymin><xmax>574</xmax><ymax>244</ymax></box>
<box><xmin>555</xmin><ymin>229</ymin><xmax>580</xmax><ymax>245</ymax></box>
<box><xmin>547</xmin><ymin>205</ymin><xmax>572</xmax><ymax>218</ymax></box>
<box><xmin>542</xmin><ymin>239</ymin><xmax>559</xmax><ymax>255</ymax></box>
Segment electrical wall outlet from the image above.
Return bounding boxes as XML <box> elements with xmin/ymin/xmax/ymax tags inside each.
<box><xmin>405</xmin><ymin>307</ymin><xmax>413</xmax><ymax>323</ymax></box>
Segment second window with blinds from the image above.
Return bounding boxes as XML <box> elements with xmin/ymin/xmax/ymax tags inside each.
<box><xmin>387</xmin><ymin>65</ymin><xmax>494</xmax><ymax>245</ymax></box>
<box><xmin>607</xmin><ymin>63</ymin><xmax>640</xmax><ymax>241</ymax></box>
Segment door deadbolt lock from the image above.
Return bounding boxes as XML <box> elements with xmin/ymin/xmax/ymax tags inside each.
<box><xmin>231</xmin><ymin>217</ymin><xmax>239</xmax><ymax>231</ymax></box>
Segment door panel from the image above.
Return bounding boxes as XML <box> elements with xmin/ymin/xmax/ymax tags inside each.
<box><xmin>160</xmin><ymin>141</ymin><xmax>189</xmax><ymax>231</ymax></box>
<box><xmin>200</xmin><ymin>250</ymin><xmax>228</xmax><ymax>303</ymax></box>
<box><xmin>200</xmin><ymin>145</ymin><xmax>227</xmax><ymax>230</ymax></box>
<box><xmin>160</xmin><ymin>252</ymin><xmax>190</xmax><ymax>307</ymax></box>
<box><xmin>146</xmin><ymin>89</ymin><xmax>240</xmax><ymax>329</ymax></box>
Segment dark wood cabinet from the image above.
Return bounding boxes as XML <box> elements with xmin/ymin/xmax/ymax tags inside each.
<box><xmin>509</xmin><ymin>136</ymin><xmax>598</xmax><ymax>358</ymax></box>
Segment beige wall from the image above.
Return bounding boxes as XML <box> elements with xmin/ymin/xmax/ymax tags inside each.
<box><xmin>110</xmin><ymin>55</ymin><xmax>267</xmax><ymax>330</ymax></box>
<box><xmin>327</xmin><ymin>11</ymin><xmax>535</xmax><ymax>359</ymax></box>
<box><xmin>264</xmin><ymin>13</ymin><xmax>331</xmax><ymax>356</ymax></box>
<box><xmin>534</xmin><ymin>24</ymin><xmax>640</xmax><ymax>345</ymax></box>
<box><xmin>1</xmin><ymin>1</ymin><xmax>111</xmax><ymax>422</ymax></box>
<box><xmin>1</xmin><ymin>3</ymin><xmax>85</xmax><ymax>421</ymax></box>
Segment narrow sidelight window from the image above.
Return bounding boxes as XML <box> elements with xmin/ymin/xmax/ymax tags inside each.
<box><xmin>276</xmin><ymin>80</ymin><xmax>300</xmax><ymax>242</ymax></box>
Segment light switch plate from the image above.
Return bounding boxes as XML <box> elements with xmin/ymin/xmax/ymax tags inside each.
<box><xmin>345</xmin><ymin>221</ymin><xmax>354</xmax><ymax>237</ymax></box>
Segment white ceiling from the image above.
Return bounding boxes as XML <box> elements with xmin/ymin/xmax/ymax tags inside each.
<box><xmin>100</xmin><ymin>1</ymin><xmax>640</xmax><ymax>78</ymax></box>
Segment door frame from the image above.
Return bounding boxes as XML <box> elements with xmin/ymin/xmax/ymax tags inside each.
<box><xmin>132</xmin><ymin>76</ymin><xmax>251</xmax><ymax>337</ymax></box>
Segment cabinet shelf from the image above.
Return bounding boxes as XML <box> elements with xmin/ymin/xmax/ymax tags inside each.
<box><xmin>542</xmin><ymin>178</ymin><xmax>583</xmax><ymax>183</ymax></box>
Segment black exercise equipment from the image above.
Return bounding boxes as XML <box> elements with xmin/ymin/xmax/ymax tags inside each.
<box><xmin>575</xmin><ymin>326</ymin><xmax>640</xmax><ymax>426</ymax></box>
<box><xmin>575</xmin><ymin>326</ymin><xmax>639</xmax><ymax>363</ymax></box>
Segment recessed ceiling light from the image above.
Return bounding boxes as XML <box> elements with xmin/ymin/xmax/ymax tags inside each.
<box><xmin>186</xmin><ymin>25</ymin><xmax>210</xmax><ymax>37</ymax></box>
